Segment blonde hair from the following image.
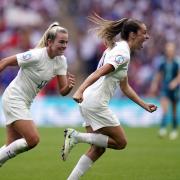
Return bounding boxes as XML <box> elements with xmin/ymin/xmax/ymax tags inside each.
<box><xmin>35</xmin><ymin>22</ymin><xmax>68</xmax><ymax>48</ymax></box>
<box><xmin>88</xmin><ymin>13</ymin><xmax>142</xmax><ymax>48</ymax></box>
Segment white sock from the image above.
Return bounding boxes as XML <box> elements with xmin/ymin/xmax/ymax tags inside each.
<box><xmin>67</xmin><ymin>154</ymin><xmax>93</xmax><ymax>180</ymax></box>
<box><xmin>0</xmin><ymin>138</ymin><xmax>28</xmax><ymax>166</ymax></box>
<box><xmin>74</xmin><ymin>132</ymin><xmax>108</xmax><ymax>148</ymax></box>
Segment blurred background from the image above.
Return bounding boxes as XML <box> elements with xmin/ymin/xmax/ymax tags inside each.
<box><xmin>0</xmin><ymin>0</ymin><xmax>180</xmax><ymax>127</ymax></box>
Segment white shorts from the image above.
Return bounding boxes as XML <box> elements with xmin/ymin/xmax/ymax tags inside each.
<box><xmin>79</xmin><ymin>105</ymin><xmax>120</xmax><ymax>131</ymax></box>
<box><xmin>1</xmin><ymin>96</ymin><xmax>32</xmax><ymax>125</ymax></box>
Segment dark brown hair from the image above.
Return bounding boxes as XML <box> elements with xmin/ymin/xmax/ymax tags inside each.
<box><xmin>88</xmin><ymin>13</ymin><xmax>143</xmax><ymax>48</ymax></box>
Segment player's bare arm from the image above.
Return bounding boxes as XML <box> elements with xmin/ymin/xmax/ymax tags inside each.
<box><xmin>149</xmin><ymin>72</ymin><xmax>162</xmax><ymax>95</ymax></box>
<box><xmin>0</xmin><ymin>56</ymin><xmax>18</xmax><ymax>72</ymax></box>
<box><xmin>169</xmin><ymin>70</ymin><xmax>180</xmax><ymax>90</ymax></box>
<box><xmin>120</xmin><ymin>76</ymin><xmax>157</xmax><ymax>112</ymax></box>
<box><xmin>73</xmin><ymin>64</ymin><xmax>114</xmax><ymax>103</ymax></box>
<box><xmin>57</xmin><ymin>73</ymin><xmax>75</xmax><ymax>96</ymax></box>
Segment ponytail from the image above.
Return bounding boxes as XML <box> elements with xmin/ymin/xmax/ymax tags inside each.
<box><xmin>88</xmin><ymin>13</ymin><xmax>128</xmax><ymax>48</ymax></box>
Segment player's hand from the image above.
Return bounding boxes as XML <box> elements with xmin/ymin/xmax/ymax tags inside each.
<box><xmin>145</xmin><ymin>104</ymin><xmax>157</xmax><ymax>113</ymax></box>
<box><xmin>73</xmin><ymin>91</ymin><xmax>83</xmax><ymax>103</ymax></box>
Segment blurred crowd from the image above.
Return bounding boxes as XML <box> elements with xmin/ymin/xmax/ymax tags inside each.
<box><xmin>0</xmin><ymin>0</ymin><xmax>180</xmax><ymax>97</ymax></box>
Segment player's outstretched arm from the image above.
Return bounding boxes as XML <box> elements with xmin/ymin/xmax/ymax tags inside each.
<box><xmin>73</xmin><ymin>64</ymin><xmax>114</xmax><ymax>103</ymax></box>
<box><xmin>0</xmin><ymin>55</ymin><xmax>18</xmax><ymax>72</ymax></box>
<box><xmin>120</xmin><ymin>76</ymin><xmax>157</xmax><ymax>113</ymax></box>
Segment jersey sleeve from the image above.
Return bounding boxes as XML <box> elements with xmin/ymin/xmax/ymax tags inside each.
<box><xmin>106</xmin><ymin>49</ymin><xmax>129</xmax><ymax>70</ymax></box>
<box><xmin>55</xmin><ymin>56</ymin><xmax>68</xmax><ymax>75</ymax></box>
<box><xmin>16</xmin><ymin>49</ymin><xmax>39</xmax><ymax>68</ymax></box>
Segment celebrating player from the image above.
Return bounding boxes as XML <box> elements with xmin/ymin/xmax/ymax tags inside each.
<box><xmin>0</xmin><ymin>22</ymin><xmax>75</xmax><ymax>167</ymax></box>
<box><xmin>61</xmin><ymin>14</ymin><xmax>157</xmax><ymax>180</ymax></box>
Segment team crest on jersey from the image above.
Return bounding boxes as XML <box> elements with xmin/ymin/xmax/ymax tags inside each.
<box><xmin>114</xmin><ymin>55</ymin><xmax>124</xmax><ymax>65</ymax></box>
<box><xmin>22</xmin><ymin>52</ymin><xmax>32</xmax><ymax>60</ymax></box>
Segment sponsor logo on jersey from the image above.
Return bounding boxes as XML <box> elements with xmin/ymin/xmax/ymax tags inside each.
<box><xmin>22</xmin><ymin>52</ymin><xmax>32</xmax><ymax>60</ymax></box>
<box><xmin>114</xmin><ymin>55</ymin><xmax>124</xmax><ymax>65</ymax></box>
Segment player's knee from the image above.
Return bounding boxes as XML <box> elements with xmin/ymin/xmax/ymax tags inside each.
<box><xmin>26</xmin><ymin>134</ymin><xmax>40</xmax><ymax>148</ymax></box>
<box><xmin>116</xmin><ymin>138</ymin><xmax>127</xmax><ymax>150</ymax></box>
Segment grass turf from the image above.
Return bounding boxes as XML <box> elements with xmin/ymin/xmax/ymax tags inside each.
<box><xmin>0</xmin><ymin>127</ymin><xmax>180</xmax><ymax>180</ymax></box>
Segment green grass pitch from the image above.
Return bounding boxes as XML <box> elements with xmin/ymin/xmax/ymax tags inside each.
<box><xmin>0</xmin><ymin>127</ymin><xmax>180</xmax><ymax>180</ymax></box>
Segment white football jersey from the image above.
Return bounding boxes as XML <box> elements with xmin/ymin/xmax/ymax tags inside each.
<box><xmin>3</xmin><ymin>47</ymin><xmax>67</xmax><ymax>105</ymax></box>
<box><xmin>81</xmin><ymin>40</ymin><xmax>130</xmax><ymax>109</ymax></box>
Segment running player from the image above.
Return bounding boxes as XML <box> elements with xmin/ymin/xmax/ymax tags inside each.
<box><xmin>0</xmin><ymin>22</ymin><xmax>75</xmax><ymax>167</ymax></box>
<box><xmin>61</xmin><ymin>14</ymin><xmax>157</xmax><ymax>180</ymax></box>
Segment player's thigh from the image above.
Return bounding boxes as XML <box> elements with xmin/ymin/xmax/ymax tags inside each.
<box><xmin>6</xmin><ymin>124</ymin><xmax>23</xmax><ymax>145</ymax></box>
<box><xmin>97</xmin><ymin>125</ymin><xmax>127</xmax><ymax>145</ymax></box>
<box><xmin>12</xmin><ymin>120</ymin><xmax>40</xmax><ymax>143</ymax></box>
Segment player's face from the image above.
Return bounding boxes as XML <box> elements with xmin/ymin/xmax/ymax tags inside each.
<box><xmin>50</xmin><ymin>32</ymin><xmax>68</xmax><ymax>56</ymax></box>
<box><xmin>165</xmin><ymin>42</ymin><xmax>176</xmax><ymax>59</ymax></box>
<box><xmin>133</xmin><ymin>24</ymin><xmax>149</xmax><ymax>50</ymax></box>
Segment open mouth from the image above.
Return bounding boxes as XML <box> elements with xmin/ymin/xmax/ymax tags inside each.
<box><xmin>140</xmin><ymin>41</ymin><xmax>145</xmax><ymax>48</ymax></box>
